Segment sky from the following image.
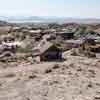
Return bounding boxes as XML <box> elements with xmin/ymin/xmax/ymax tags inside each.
<box><xmin>0</xmin><ymin>0</ymin><xmax>100</xmax><ymax>18</ymax></box>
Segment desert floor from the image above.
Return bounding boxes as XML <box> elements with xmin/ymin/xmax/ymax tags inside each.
<box><xmin>0</xmin><ymin>55</ymin><xmax>100</xmax><ymax>100</ymax></box>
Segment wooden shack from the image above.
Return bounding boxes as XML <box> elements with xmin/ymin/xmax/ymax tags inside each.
<box><xmin>32</xmin><ymin>41</ymin><xmax>62</xmax><ymax>61</ymax></box>
<box><xmin>56</xmin><ymin>32</ymin><xmax>74</xmax><ymax>40</ymax></box>
<box><xmin>66</xmin><ymin>39</ymin><xmax>84</xmax><ymax>49</ymax></box>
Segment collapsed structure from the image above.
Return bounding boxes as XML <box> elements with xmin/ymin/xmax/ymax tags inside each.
<box><xmin>32</xmin><ymin>40</ymin><xmax>62</xmax><ymax>61</ymax></box>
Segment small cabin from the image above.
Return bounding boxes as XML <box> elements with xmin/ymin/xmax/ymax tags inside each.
<box><xmin>66</xmin><ymin>39</ymin><xmax>84</xmax><ymax>49</ymax></box>
<box><xmin>83</xmin><ymin>34</ymin><xmax>100</xmax><ymax>45</ymax></box>
<box><xmin>56</xmin><ymin>32</ymin><xmax>74</xmax><ymax>40</ymax></box>
<box><xmin>32</xmin><ymin>41</ymin><xmax>62</xmax><ymax>61</ymax></box>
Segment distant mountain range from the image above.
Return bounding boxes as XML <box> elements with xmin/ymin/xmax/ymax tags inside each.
<box><xmin>0</xmin><ymin>16</ymin><xmax>100</xmax><ymax>23</ymax></box>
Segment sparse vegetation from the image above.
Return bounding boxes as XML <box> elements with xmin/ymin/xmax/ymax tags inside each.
<box><xmin>0</xmin><ymin>21</ymin><xmax>100</xmax><ymax>100</ymax></box>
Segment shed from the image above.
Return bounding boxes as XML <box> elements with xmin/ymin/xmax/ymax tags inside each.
<box><xmin>82</xmin><ymin>34</ymin><xmax>100</xmax><ymax>45</ymax></box>
<box><xmin>56</xmin><ymin>32</ymin><xmax>74</xmax><ymax>40</ymax></box>
<box><xmin>66</xmin><ymin>39</ymin><xmax>84</xmax><ymax>48</ymax></box>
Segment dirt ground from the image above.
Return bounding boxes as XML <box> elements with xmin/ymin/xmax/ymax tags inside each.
<box><xmin>0</xmin><ymin>55</ymin><xmax>100</xmax><ymax>100</ymax></box>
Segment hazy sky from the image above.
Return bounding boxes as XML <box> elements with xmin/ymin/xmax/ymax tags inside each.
<box><xmin>0</xmin><ymin>0</ymin><xmax>100</xmax><ymax>18</ymax></box>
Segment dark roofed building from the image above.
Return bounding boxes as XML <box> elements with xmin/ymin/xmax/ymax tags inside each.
<box><xmin>56</xmin><ymin>32</ymin><xmax>74</xmax><ymax>40</ymax></box>
<box><xmin>81</xmin><ymin>34</ymin><xmax>100</xmax><ymax>45</ymax></box>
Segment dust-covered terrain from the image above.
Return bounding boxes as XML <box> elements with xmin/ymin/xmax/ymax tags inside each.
<box><xmin>0</xmin><ymin>54</ymin><xmax>100</xmax><ymax>100</ymax></box>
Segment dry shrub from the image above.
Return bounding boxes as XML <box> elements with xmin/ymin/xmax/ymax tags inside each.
<box><xmin>52</xmin><ymin>64</ymin><xmax>60</xmax><ymax>69</ymax></box>
<box><xmin>5</xmin><ymin>73</ymin><xmax>16</xmax><ymax>78</ymax></box>
<box><xmin>45</xmin><ymin>68</ymin><xmax>52</xmax><ymax>73</ymax></box>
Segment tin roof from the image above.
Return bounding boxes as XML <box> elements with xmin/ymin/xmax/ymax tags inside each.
<box><xmin>32</xmin><ymin>40</ymin><xmax>54</xmax><ymax>56</ymax></box>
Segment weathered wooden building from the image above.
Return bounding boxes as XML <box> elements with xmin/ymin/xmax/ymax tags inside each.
<box><xmin>32</xmin><ymin>41</ymin><xmax>62</xmax><ymax>61</ymax></box>
<box><xmin>66</xmin><ymin>39</ymin><xmax>84</xmax><ymax>49</ymax></box>
<box><xmin>56</xmin><ymin>32</ymin><xmax>74</xmax><ymax>40</ymax></box>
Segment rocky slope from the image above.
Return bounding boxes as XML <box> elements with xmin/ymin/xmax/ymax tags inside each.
<box><xmin>0</xmin><ymin>55</ymin><xmax>100</xmax><ymax>100</ymax></box>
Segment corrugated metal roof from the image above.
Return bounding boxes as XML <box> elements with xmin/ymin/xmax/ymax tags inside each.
<box><xmin>32</xmin><ymin>40</ymin><xmax>54</xmax><ymax>56</ymax></box>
